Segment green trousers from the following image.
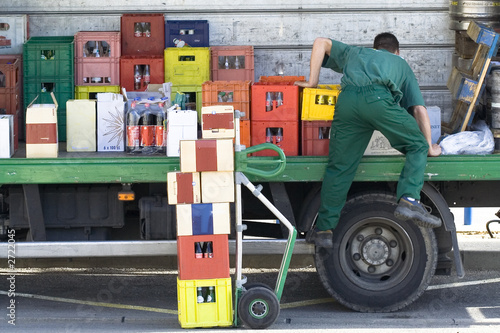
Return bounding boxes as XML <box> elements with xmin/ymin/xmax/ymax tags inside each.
<box><xmin>316</xmin><ymin>85</ymin><xmax>429</xmax><ymax>231</ymax></box>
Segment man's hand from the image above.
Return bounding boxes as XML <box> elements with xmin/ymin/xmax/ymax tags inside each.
<box><xmin>428</xmin><ymin>143</ymin><xmax>442</xmax><ymax>157</ymax></box>
<box><xmin>294</xmin><ymin>80</ymin><xmax>317</xmax><ymax>88</ymax></box>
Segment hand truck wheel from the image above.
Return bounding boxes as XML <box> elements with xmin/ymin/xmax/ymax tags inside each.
<box><xmin>237</xmin><ymin>286</ymin><xmax>280</xmax><ymax>329</ymax></box>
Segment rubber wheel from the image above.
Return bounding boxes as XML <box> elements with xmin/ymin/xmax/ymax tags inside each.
<box><xmin>308</xmin><ymin>191</ymin><xmax>437</xmax><ymax>312</ymax></box>
<box><xmin>244</xmin><ymin>282</ymin><xmax>274</xmax><ymax>291</ymax></box>
<box><xmin>238</xmin><ymin>286</ymin><xmax>280</xmax><ymax>329</ymax></box>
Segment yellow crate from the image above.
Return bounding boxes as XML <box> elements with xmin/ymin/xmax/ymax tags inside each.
<box><xmin>301</xmin><ymin>84</ymin><xmax>341</xmax><ymax>121</ymax></box>
<box><xmin>177</xmin><ymin>277</ymin><xmax>233</xmax><ymax>329</ymax></box>
<box><xmin>75</xmin><ymin>85</ymin><xmax>120</xmax><ymax>99</ymax></box>
<box><xmin>165</xmin><ymin>47</ymin><xmax>211</xmax><ymax>86</ymax></box>
<box><xmin>171</xmin><ymin>84</ymin><xmax>203</xmax><ymax>121</ymax></box>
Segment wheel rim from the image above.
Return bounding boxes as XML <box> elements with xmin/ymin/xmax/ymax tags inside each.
<box><xmin>249</xmin><ymin>298</ymin><xmax>269</xmax><ymax>319</ymax></box>
<box><xmin>338</xmin><ymin>217</ymin><xmax>414</xmax><ymax>292</ymax></box>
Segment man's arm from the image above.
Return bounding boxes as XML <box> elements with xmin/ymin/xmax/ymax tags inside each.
<box><xmin>412</xmin><ymin>105</ymin><xmax>442</xmax><ymax>157</ymax></box>
<box><xmin>294</xmin><ymin>37</ymin><xmax>332</xmax><ymax>88</ymax></box>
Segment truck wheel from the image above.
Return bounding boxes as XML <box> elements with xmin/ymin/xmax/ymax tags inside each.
<box><xmin>313</xmin><ymin>192</ymin><xmax>437</xmax><ymax>312</ymax></box>
<box><xmin>238</xmin><ymin>286</ymin><xmax>280</xmax><ymax>329</ymax></box>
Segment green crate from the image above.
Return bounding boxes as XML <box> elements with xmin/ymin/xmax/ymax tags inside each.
<box><xmin>23</xmin><ymin>36</ymin><xmax>74</xmax><ymax>79</ymax></box>
<box><xmin>171</xmin><ymin>84</ymin><xmax>203</xmax><ymax>121</ymax></box>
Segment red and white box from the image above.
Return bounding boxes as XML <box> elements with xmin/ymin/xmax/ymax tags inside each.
<box><xmin>201</xmin><ymin>171</ymin><xmax>234</xmax><ymax>203</ymax></box>
<box><xmin>176</xmin><ymin>202</ymin><xmax>230</xmax><ymax>236</ymax></box>
<box><xmin>0</xmin><ymin>115</ymin><xmax>14</xmax><ymax>158</ymax></box>
<box><xmin>180</xmin><ymin>139</ymin><xmax>234</xmax><ymax>173</ymax></box>
<box><xmin>97</xmin><ymin>93</ymin><xmax>125</xmax><ymax>152</ymax></box>
<box><xmin>166</xmin><ymin>109</ymin><xmax>198</xmax><ymax>157</ymax></box>
<box><xmin>25</xmin><ymin>93</ymin><xmax>58</xmax><ymax>158</ymax></box>
<box><xmin>167</xmin><ymin>172</ymin><xmax>201</xmax><ymax>205</ymax></box>
<box><xmin>201</xmin><ymin>105</ymin><xmax>235</xmax><ymax>139</ymax></box>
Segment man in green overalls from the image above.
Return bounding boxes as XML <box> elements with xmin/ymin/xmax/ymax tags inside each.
<box><xmin>296</xmin><ymin>33</ymin><xmax>442</xmax><ymax>248</ymax></box>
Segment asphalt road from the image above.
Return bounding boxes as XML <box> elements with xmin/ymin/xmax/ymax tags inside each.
<box><xmin>1</xmin><ymin>266</ymin><xmax>499</xmax><ymax>332</ymax></box>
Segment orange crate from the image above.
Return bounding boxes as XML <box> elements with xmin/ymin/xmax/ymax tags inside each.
<box><xmin>74</xmin><ymin>31</ymin><xmax>121</xmax><ymax>85</ymax></box>
<box><xmin>177</xmin><ymin>234</ymin><xmax>230</xmax><ymax>280</ymax></box>
<box><xmin>121</xmin><ymin>13</ymin><xmax>165</xmax><ymax>56</ymax></box>
<box><xmin>239</xmin><ymin>119</ymin><xmax>250</xmax><ymax>148</ymax></box>
<box><xmin>202</xmin><ymin>80</ymin><xmax>251</xmax><ymax>120</ymax></box>
<box><xmin>120</xmin><ymin>55</ymin><xmax>164</xmax><ymax>92</ymax></box>
<box><xmin>210</xmin><ymin>46</ymin><xmax>254</xmax><ymax>82</ymax></box>
<box><xmin>301</xmin><ymin>120</ymin><xmax>331</xmax><ymax>156</ymax></box>
<box><xmin>251</xmin><ymin>120</ymin><xmax>299</xmax><ymax>157</ymax></box>
<box><xmin>259</xmin><ymin>75</ymin><xmax>304</xmax><ymax>83</ymax></box>
<box><xmin>251</xmin><ymin>82</ymin><xmax>300</xmax><ymax>122</ymax></box>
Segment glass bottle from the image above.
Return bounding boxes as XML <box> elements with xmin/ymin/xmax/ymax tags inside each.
<box><xmin>139</xmin><ymin>101</ymin><xmax>155</xmax><ymax>154</ymax></box>
<box><xmin>126</xmin><ymin>98</ymin><xmax>142</xmax><ymax>154</ymax></box>
<box><xmin>143</xmin><ymin>64</ymin><xmax>151</xmax><ymax>88</ymax></box>
<box><xmin>195</xmin><ymin>242</ymin><xmax>203</xmax><ymax>259</ymax></box>
<box><xmin>207</xmin><ymin>286</ymin><xmax>216</xmax><ymax>303</ymax></box>
<box><xmin>265</xmin><ymin>92</ymin><xmax>274</xmax><ymax>112</ymax></box>
<box><xmin>197</xmin><ymin>287</ymin><xmax>204</xmax><ymax>303</ymax></box>
<box><xmin>134</xmin><ymin>65</ymin><xmax>142</xmax><ymax>90</ymax></box>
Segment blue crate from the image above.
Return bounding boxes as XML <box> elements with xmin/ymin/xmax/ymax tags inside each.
<box><xmin>165</xmin><ymin>20</ymin><xmax>209</xmax><ymax>48</ymax></box>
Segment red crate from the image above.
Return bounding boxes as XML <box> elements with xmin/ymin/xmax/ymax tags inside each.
<box><xmin>121</xmin><ymin>13</ymin><xmax>165</xmax><ymax>56</ymax></box>
<box><xmin>259</xmin><ymin>75</ymin><xmax>305</xmax><ymax>83</ymax></box>
<box><xmin>301</xmin><ymin>120</ymin><xmax>331</xmax><ymax>156</ymax></box>
<box><xmin>75</xmin><ymin>31</ymin><xmax>121</xmax><ymax>85</ymax></box>
<box><xmin>210</xmin><ymin>46</ymin><xmax>254</xmax><ymax>82</ymax></box>
<box><xmin>251</xmin><ymin>120</ymin><xmax>298</xmax><ymax>157</ymax></box>
<box><xmin>177</xmin><ymin>234</ymin><xmax>230</xmax><ymax>280</ymax></box>
<box><xmin>0</xmin><ymin>57</ymin><xmax>21</xmax><ymax>89</ymax></box>
<box><xmin>120</xmin><ymin>55</ymin><xmax>164</xmax><ymax>92</ymax></box>
<box><xmin>251</xmin><ymin>82</ymin><xmax>300</xmax><ymax>122</ymax></box>
<box><xmin>202</xmin><ymin>80</ymin><xmax>251</xmax><ymax>120</ymax></box>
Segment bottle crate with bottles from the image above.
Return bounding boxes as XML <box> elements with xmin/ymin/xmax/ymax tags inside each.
<box><xmin>210</xmin><ymin>46</ymin><xmax>254</xmax><ymax>82</ymax></box>
<box><xmin>120</xmin><ymin>55</ymin><xmax>164</xmax><ymax>92</ymax></box>
<box><xmin>120</xmin><ymin>14</ymin><xmax>165</xmax><ymax>56</ymax></box>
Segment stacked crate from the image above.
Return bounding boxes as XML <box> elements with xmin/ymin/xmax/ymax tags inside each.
<box><xmin>23</xmin><ymin>36</ymin><xmax>75</xmax><ymax>141</ymax></box>
<box><xmin>120</xmin><ymin>14</ymin><xmax>165</xmax><ymax>92</ymax></box>
<box><xmin>210</xmin><ymin>46</ymin><xmax>254</xmax><ymax>82</ymax></box>
<box><xmin>0</xmin><ymin>56</ymin><xmax>21</xmax><ymax>150</ymax></box>
<box><xmin>168</xmin><ymin>105</ymin><xmax>235</xmax><ymax>329</ymax></box>
<box><xmin>250</xmin><ymin>76</ymin><xmax>303</xmax><ymax>156</ymax></box>
<box><xmin>301</xmin><ymin>84</ymin><xmax>341</xmax><ymax>156</ymax></box>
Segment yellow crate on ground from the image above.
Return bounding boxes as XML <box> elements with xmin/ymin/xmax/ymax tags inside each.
<box><xmin>164</xmin><ymin>47</ymin><xmax>211</xmax><ymax>86</ymax></box>
<box><xmin>301</xmin><ymin>84</ymin><xmax>341</xmax><ymax>121</ymax></box>
<box><xmin>75</xmin><ymin>85</ymin><xmax>121</xmax><ymax>99</ymax></box>
<box><xmin>177</xmin><ymin>277</ymin><xmax>233</xmax><ymax>329</ymax></box>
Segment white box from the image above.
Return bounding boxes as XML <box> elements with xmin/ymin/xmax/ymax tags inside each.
<box><xmin>97</xmin><ymin>93</ymin><xmax>125</xmax><ymax>152</ymax></box>
<box><xmin>66</xmin><ymin>100</ymin><xmax>96</xmax><ymax>152</ymax></box>
<box><xmin>0</xmin><ymin>15</ymin><xmax>28</xmax><ymax>55</ymax></box>
<box><xmin>0</xmin><ymin>115</ymin><xmax>14</xmax><ymax>158</ymax></box>
<box><xmin>201</xmin><ymin>105</ymin><xmax>235</xmax><ymax>139</ymax></box>
<box><xmin>25</xmin><ymin>93</ymin><xmax>59</xmax><ymax>158</ymax></box>
<box><xmin>166</xmin><ymin>110</ymin><xmax>197</xmax><ymax>157</ymax></box>
<box><xmin>201</xmin><ymin>171</ymin><xmax>235</xmax><ymax>203</ymax></box>
<box><xmin>427</xmin><ymin>106</ymin><xmax>441</xmax><ymax>144</ymax></box>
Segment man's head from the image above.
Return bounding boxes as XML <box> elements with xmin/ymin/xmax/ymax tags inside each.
<box><xmin>373</xmin><ymin>32</ymin><xmax>400</xmax><ymax>54</ymax></box>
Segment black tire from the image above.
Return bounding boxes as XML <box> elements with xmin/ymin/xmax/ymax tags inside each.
<box><xmin>244</xmin><ymin>282</ymin><xmax>274</xmax><ymax>291</ymax></box>
<box><xmin>310</xmin><ymin>191</ymin><xmax>437</xmax><ymax>312</ymax></box>
<box><xmin>238</xmin><ymin>286</ymin><xmax>280</xmax><ymax>329</ymax></box>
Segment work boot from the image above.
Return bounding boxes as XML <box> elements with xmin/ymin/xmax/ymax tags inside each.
<box><xmin>394</xmin><ymin>196</ymin><xmax>442</xmax><ymax>228</ymax></box>
<box><xmin>306</xmin><ymin>227</ymin><xmax>334</xmax><ymax>248</ymax></box>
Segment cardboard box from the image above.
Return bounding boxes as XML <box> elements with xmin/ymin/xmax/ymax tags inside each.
<box><xmin>167</xmin><ymin>172</ymin><xmax>201</xmax><ymax>205</ymax></box>
<box><xmin>25</xmin><ymin>93</ymin><xmax>58</xmax><ymax>158</ymax></box>
<box><xmin>201</xmin><ymin>171</ymin><xmax>234</xmax><ymax>203</ymax></box>
<box><xmin>0</xmin><ymin>115</ymin><xmax>14</xmax><ymax>158</ymax></box>
<box><xmin>166</xmin><ymin>110</ymin><xmax>198</xmax><ymax>157</ymax></box>
<box><xmin>97</xmin><ymin>93</ymin><xmax>125</xmax><ymax>152</ymax></box>
<box><xmin>201</xmin><ymin>105</ymin><xmax>235</xmax><ymax>139</ymax></box>
<box><xmin>66</xmin><ymin>99</ymin><xmax>96</xmax><ymax>152</ymax></box>
<box><xmin>0</xmin><ymin>15</ymin><xmax>28</xmax><ymax>54</ymax></box>
<box><xmin>176</xmin><ymin>202</ymin><xmax>231</xmax><ymax>236</ymax></box>
<box><xmin>180</xmin><ymin>139</ymin><xmax>234</xmax><ymax>173</ymax></box>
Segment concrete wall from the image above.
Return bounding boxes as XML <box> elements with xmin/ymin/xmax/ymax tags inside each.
<box><xmin>4</xmin><ymin>0</ymin><xmax>454</xmax><ymax>117</ymax></box>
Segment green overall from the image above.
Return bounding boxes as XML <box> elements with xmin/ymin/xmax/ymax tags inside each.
<box><xmin>315</xmin><ymin>40</ymin><xmax>429</xmax><ymax>231</ymax></box>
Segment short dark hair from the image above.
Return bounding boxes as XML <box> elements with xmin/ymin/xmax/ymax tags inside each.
<box><xmin>373</xmin><ymin>32</ymin><xmax>399</xmax><ymax>53</ymax></box>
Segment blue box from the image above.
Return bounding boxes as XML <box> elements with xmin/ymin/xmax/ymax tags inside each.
<box><xmin>165</xmin><ymin>20</ymin><xmax>209</xmax><ymax>48</ymax></box>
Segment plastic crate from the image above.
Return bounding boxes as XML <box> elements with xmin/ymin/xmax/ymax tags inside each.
<box><xmin>0</xmin><ymin>15</ymin><xmax>28</xmax><ymax>55</ymax></box>
<box><xmin>251</xmin><ymin>120</ymin><xmax>299</xmax><ymax>157</ymax></box>
<box><xmin>259</xmin><ymin>75</ymin><xmax>304</xmax><ymax>83</ymax></box>
<box><xmin>201</xmin><ymin>80</ymin><xmax>251</xmax><ymax>120</ymax></box>
<box><xmin>170</xmin><ymin>84</ymin><xmax>203</xmax><ymax>120</ymax></box>
<box><xmin>301</xmin><ymin>84</ymin><xmax>340</xmax><ymax>121</ymax></box>
<box><xmin>75</xmin><ymin>31</ymin><xmax>121</xmax><ymax>86</ymax></box>
<box><xmin>121</xmin><ymin>14</ymin><xmax>165</xmax><ymax>56</ymax></box>
<box><xmin>0</xmin><ymin>58</ymin><xmax>21</xmax><ymax>116</ymax></box>
<box><xmin>210</xmin><ymin>46</ymin><xmax>254</xmax><ymax>82</ymax></box>
<box><xmin>23</xmin><ymin>36</ymin><xmax>74</xmax><ymax>79</ymax></box>
<box><xmin>75</xmin><ymin>85</ymin><xmax>120</xmax><ymax>100</ymax></box>
<box><xmin>164</xmin><ymin>47</ymin><xmax>210</xmax><ymax>86</ymax></box>
<box><xmin>301</xmin><ymin>120</ymin><xmax>331</xmax><ymax>156</ymax></box>
<box><xmin>251</xmin><ymin>82</ymin><xmax>300</xmax><ymax>122</ymax></box>
<box><xmin>165</xmin><ymin>20</ymin><xmax>209</xmax><ymax>48</ymax></box>
<box><xmin>177</xmin><ymin>277</ymin><xmax>233</xmax><ymax>329</ymax></box>
<box><xmin>120</xmin><ymin>55</ymin><xmax>164</xmax><ymax>92</ymax></box>
<box><xmin>177</xmin><ymin>234</ymin><xmax>230</xmax><ymax>280</ymax></box>
<box><xmin>239</xmin><ymin>119</ymin><xmax>250</xmax><ymax>148</ymax></box>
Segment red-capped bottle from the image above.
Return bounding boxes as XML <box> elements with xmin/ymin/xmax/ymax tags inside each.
<box><xmin>126</xmin><ymin>98</ymin><xmax>141</xmax><ymax>154</ymax></box>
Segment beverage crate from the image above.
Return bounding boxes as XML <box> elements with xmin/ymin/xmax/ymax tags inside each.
<box><xmin>301</xmin><ymin>120</ymin><xmax>331</xmax><ymax>156</ymax></box>
<box><xmin>177</xmin><ymin>277</ymin><xmax>233</xmax><ymax>329</ymax></box>
<box><xmin>121</xmin><ymin>13</ymin><xmax>165</xmax><ymax>56</ymax></box>
<box><xmin>165</xmin><ymin>20</ymin><xmax>209</xmax><ymax>48</ymax></box>
<box><xmin>0</xmin><ymin>57</ymin><xmax>21</xmax><ymax>117</ymax></box>
<box><xmin>0</xmin><ymin>15</ymin><xmax>28</xmax><ymax>55</ymax></box>
<box><xmin>75</xmin><ymin>31</ymin><xmax>121</xmax><ymax>86</ymax></box>
<box><xmin>23</xmin><ymin>36</ymin><xmax>74</xmax><ymax>79</ymax></box>
<box><xmin>177</xmin><ymin>234</ymin><xmax>230</xmax><ymax>280</ymax></box>
<box><xmin>75</xmin><ymin>85</ymin><xmax>120</xmax><ymax>99</ymax></box>
<box><xmin>164</xmin><ymin>47</ymin><xmax>210</xmax><ymax>86</ymax></box>
<box><xmin>0</xmin><ymin>55</ymin><xmax>23</xmax><ymax>140</ymax></box>
<box><xmin>259</xmin><ymin>75</ymin><xmax>305</xmax><ymax>83</ymax></box>
<box><xmin>251</xmin><ymin>82</ymin><xmax>300</xmax><ymax>122</ymax></box>
<box><xmin>170</xmin><ymin>84</ymin><xmax>203</xmax><ymax>120</ymax></box>
<box><xmin>201</xmin><ymin>80</ymin><xmax>251</xmax><ymax>120</ymax></box>
<box><xmin>301</xmin><ymin>84</ymin><xmax>340</xmax><ymax>121</ymax></box>
<box><xmin>240</xmin><ymin>119</ymin><xmax>251</xmax><ymax>148</ymax></box>
<box><xmin>120</xmin><ymin>55</ymin><xmax>164</xmax><ymax>92</ymax></box>
<box><xmin>251</xmin><ymin>120</ymin><xmax>299</xmax><ymax>157</ymax></box>
<box><xmin>210</xmin><ymin>46</ymin><xmax>254</xmax><ymax>82</ymax></box>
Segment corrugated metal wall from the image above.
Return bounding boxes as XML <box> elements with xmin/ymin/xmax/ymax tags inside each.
<box><xmin>4</xmin><ymin>0</ymin><xmax>454</xmax><ymax>118</ymax></box>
